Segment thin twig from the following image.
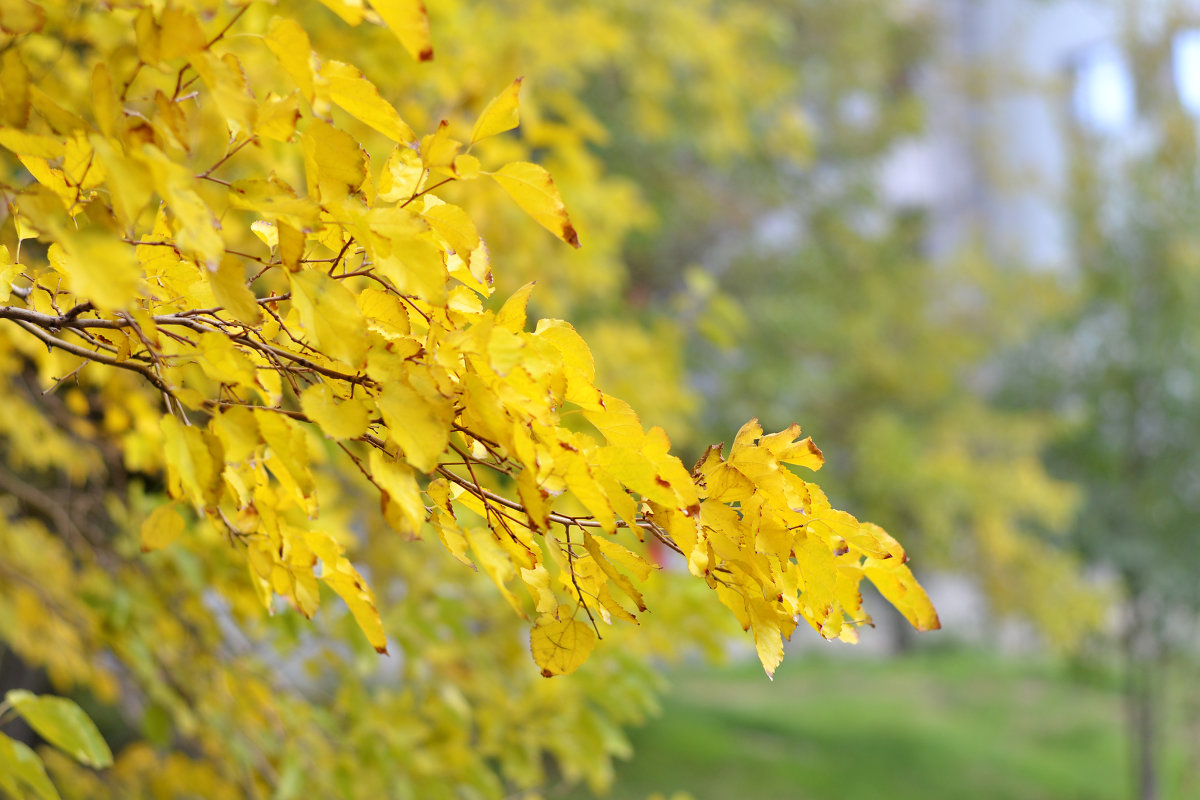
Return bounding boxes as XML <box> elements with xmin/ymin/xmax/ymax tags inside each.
<box><xmin>13</xmin><ymin>320</ymin><xmax>176</xmax><ymax>396</ymax></box>
<box><xmin>563</xmin><ymin>522</ymin><xmax>600</xmax><ymax>637</ymax></box>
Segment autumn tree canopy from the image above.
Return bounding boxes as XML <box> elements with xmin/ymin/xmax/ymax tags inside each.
<box><xmin>0</xmin><ymin>1</ymin><xmax>937</xmax><ymax>797</ymax></box>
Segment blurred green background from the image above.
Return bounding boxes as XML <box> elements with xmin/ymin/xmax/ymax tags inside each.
<box><xmin>559</xmin><ymin>648</ymin><xmax>1200</xmax><ymax>800</ymax></box>
<box><xmin>542</xmin><ymin>0</ymin><xmax>1200</xmax><ymax>797</ymax></box>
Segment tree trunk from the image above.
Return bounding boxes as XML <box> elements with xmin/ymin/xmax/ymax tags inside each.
<box><xmin>1124</xmin><ymin>595</ymin><xmax>1163</xmax><ymax>800</ymax></box>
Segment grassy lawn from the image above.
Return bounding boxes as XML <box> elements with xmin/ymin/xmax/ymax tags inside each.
<box><xmin>558</xmin><ymin>648</ymin><xmax>1199</xmax><ymax>800</ymax></box>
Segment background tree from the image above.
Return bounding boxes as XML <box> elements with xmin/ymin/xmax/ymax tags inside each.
<box><xmin>0</xmin><ymin>2</ymin><xmax>937</xmax><ymax>798</ymax></box>
<box><xmin>1005</xmin><ymin>19</ymin><xmax>1200</xmax><ymax>795</ymax></box>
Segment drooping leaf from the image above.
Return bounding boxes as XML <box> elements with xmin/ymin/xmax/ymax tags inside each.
<box><xmin>529</xmin><ymin>614</ymin><xmax>596</xmax><ymax>677</ymax></box>
<box><xmin>300</xmin><ymin>383</ymin><xmax>372</xmax><ymax>441</ymax></box>
<box><xmin>6</xmin><ymin>690</ymin><xmax>114</xmax><ymax>768</ymax></box>
<box><xmin>0</xmin><ymin>0</ymin><xmax>44</xmax><ymax>35</ymax></box>
<box><xmin>265</xmin><ymin>16</ymin><xmax>315</xmax><ymax>101</ymax></box>
<box><xmin>289</xmin><ymin>269</ymin><xmax>369</xmax><ymax>368</ymax></box>
<box><xmin>205</xmin><ymin>256</ymin><xmax>260</xmax><ymax>325</ymax></box>
<box><xmin>470</xmin><ymin>77</ymin><xmax>522</xmax><ymax>145</ymax></box>
<box><xmin>375</xmin><ymin>378</ymin><xmax>453</xmax><ymax>473</ymax></box>
<box><xmin>318</xmin><ymin>60</ymin><xmax>415</xmax><ymax>143</ymax></box>
<box><xmin>368</xmin><ymin>449</ymin><xmax>425</xmax><ymax>536</ymax></box>
<box><xmin>0</xmin><ymin>733</ymin><xmax>59</xmax><ymax>800</ymax></box>
<box><xmin>140</xmin><ymin>502</ymin><xmax>186</xmax><ymax>552</ymax></box>
<box><xmin>49</xmin><ymin>234</ymin><xmax>141</xmax><ymax>312</ymax></box>
<box><xmin>371</xmin><ymin>0</ymin><xmax>433</xmax><ymax>61</ymax></box>
<box><xmin>490</xmin><ymin>162</ymin><xmax>581</xmax><ymax>248</ymax></box>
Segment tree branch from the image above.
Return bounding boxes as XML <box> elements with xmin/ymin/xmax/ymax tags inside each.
<box><xmin>11</xmin><ymin>319</ymin><xmax>175</xmax><ymax>396</ymax></box>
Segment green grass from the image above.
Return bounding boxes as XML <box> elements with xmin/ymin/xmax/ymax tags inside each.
<box><xmin>557</xmin><ymin>648</ymin><xmax>1199</xmax><ymax>800</ymax></box>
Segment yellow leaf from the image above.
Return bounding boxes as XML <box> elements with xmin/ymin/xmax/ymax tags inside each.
<box><xmin>135</xmin><ymin>8</ymin><xmax>160</xmax><ymax>66</ymax></box>
<box><xmin>377</xmin><ymin>145</ymin><xmax>424</xmax><ymax>202</ymax></box>
<box><xmin>310</xmin><ymin>536</ymin><xmax>389</xmax><ymax>654</ymax></box>
<box><xmin>277</xmin><ymin>221</ymin><xmax>305</xmax><ymax>272</ymax></box>
<box><xmin>144</xmin><ymin>148</ymin><xmax>224</xmax><ymax>267</ymax></box>
<box><xmin>496</xmin><ymin>282</ymin><xmax>535</xmax><ymax>333</ymax></box>
<box><xmin>375</xmin><ymin>378</ymin><xmax>453</xmax><ymax>473</ymax></box>
<box><xmin>427</xmin><ymin>478</ymin><xmax>473</xmax><ymax>567</ymax></box>
<box><xmin>189</xmin><ymin>51</ymin><xmax>257</xmax><ymax>139</ymax></box>
<box><xmin>863</xmin><ymin>559</ymin><xmax>941</xmax><ymax>633</ymax></box>
<box><xmin>318</xmin><ymin>60</ymin><xmax>415</xmax><ymax>143</ymax></box>
<box><xmin>421</xmin><ymin>201</ymin><xmax>479</xmax><ymax>261</ymax></box>
<box><xmin>302</xmin><ymin>119</ymin><xmax>367</xmax><ymax>201</ymax></box>
<box><xmin>374</xmin><ymin>233</ymin><xmax>447</xmax><ymax>303</ymax></box>
<box><xmin>759</xmin><ymin>424</ymin><xmax>824</xmax><ymax>471</ymax></box>
<box><xmin>160</xmin><ymin>415</ymin><xmax>225</xmax><ymax>509</ymax></box>
<box><xmin>530</xmin><ymin>615</ymin><xmax>595</xmax><ymax>677</ymax></box>
<box><xmin>300</xmin><ymin>383</ymin><xmax>371</xmax><ymax>440</ymax></box>
<box><xmin>49</xmin><ymin>234</ymin><xmax>141</xmax><ymax>312</ymax></box>
<box><xmin>91</xmin><ymin>63</ymin><xmax>119</xmax><ymax>139</ymax></box>
<box><xmin>368</xmin><ymin>449</ymin><xmax>425</xmax><ymax>536</ymax></box>
<box><xmin>452</xmin><ymin>153</ymin><xmax>481</xmax><ymax>180</ymax></box>
<box><xmin>584</xmin><ymin>532</ymin><xmax>654</xmax><ymax>582</ymax></box>
<box><xmin>0</xmin><ymin>0</ymin><xmax>44</xmax><ymax>34</ymax></box>
<box><xmin>265</xmin><ymin>16</ymin><xmax>314</xmax><ymax>102</ymax></box>
<box><xmin>520</xmin><ymin>564</ymin><xmax>558</xmax><ymax>615</ymax></box>
<box><xmin>211</xmin><ymin>405</ymin><xmax>260</xmax><ymax>463</ymax></box>
<box><xmin>207</xmin><ymin>255</ymin><xmax>261</xmax><ymax>325</ymax></box>
<box><xmin>582</xmin><ymin>534</ymin><xmax>646</xmax><ymax>612</ymax></box>
<box><xmin>0</xmin><ymin>51</ymin><xmax>27</xmax><ymax>130</ymax></box>
<box><xmin>197</xmin><ymin>332</ymin><xmax>257</xmax><ymax>389</ymax></box>
<box><xmin>229</xmin><ymin>177</ymin><xmax>322</xmax><ymax>230</ymax></box>
<box><xmin>0</xmin><ymin>128</ymin><xmax>63</xmax><ymax>159</ymax></box>
<box><xmin>466</xmin><ymin>526</ymin><xmax>524</xmax><ymax>613</ymax></box>
<box><xmin>490</xmin><ymin>162</ymin><xmax>580</xmax><ymax>248</ymax></box>
<box><xmin>251</xmin><ymin>220</ymin><xmax>278</xmax><ymax>251</ymax></box>
<box><xmin>140</xmin><ymin>502</ymin><xmax>185</xmax><ymax>552</ymax></box>
<box><xmin>747</xmin><ymin>596</ymin><xmax>790</xmax><ymax>679</ymax></box>
<box><xmin>471</xmin><ymin>77</ymin><xmax>522</xmax><ymax>145</ymax></box>
<box><xmin>255</xmin><ymin>92</ymin><xmax>302</xmax><ymax>143</ymax></box>
<box><xmin>583</xmin><ymin>394</ymin><xmax>645</xmax><ymax>448</ymax></box>
<box><xmin>63</xmin><ymin>134</ymin><xmax>102</xmax><ymax>191</ymax></box>
<box><xmin>372</xmin><ymin>0</ymin><xmax>434</xmax><ymax>62</ymax></box>
<box><xmin>419</xmin><ymin>120</ymin><xmax>461</xmax><ymax>170</ymax></box>
<box><xmin>317</xmin><ymin>0</ymin><xmax>366</xmax><ymax>25</ymax></box>
<box><xmin>30</xmin><ymin>86</ymin><xmax>88</xmax><ymax>135</ymax></box>
<box><xmin>516</xmin><ymin>468</ymin><xmax>551</xmax><ymax>532</ymax></box>
<box><xmin>0</xmin><ymin>246</ymin><xmax>19</xmax><ymax>303</ymax></box>
<box><xmin>358</xmin><ymin>287</ymin><xmax>411</xmax><ymax>339</ymax></box>
<box><xmin>533</xmin><ymin>319</ymin><xmax>603</xmax><ymax>409</ymax></box>
<box><xmin>90</xmin><ymin>136</ymin><xmax>154</xmax><ymax>229</ymax></box>
<box><xmin>254</xmin><ymin>410</ymin><xmax>317</xmax><ymax>512</ymax></box>
<box><xmin>289</xmin><ymin>269</ymin><xmax>369</xmax><ymax>368</ymax></box>
<box><xmin>158</xmin><ymin>8</ymin><xmax>206</xmax><ymax>62</ymax></box>
<box><xmin>5</xmin><ymin>690</ymin><xmax>113</xmax><ymax>769</ymax></box>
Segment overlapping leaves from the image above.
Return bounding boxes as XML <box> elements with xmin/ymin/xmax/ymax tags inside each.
<box><xmin>0</xmin><ymin>0</ymin><xmax>936</xmax><ymax>685</ymax></box>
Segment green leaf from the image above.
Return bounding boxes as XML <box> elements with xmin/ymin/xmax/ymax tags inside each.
<box><xmin>0</xmin><ymin>731</ymin><xmax>61</xmax><ymax>800</ymax></box>
<box><xmin>5</xmin><ymin>690</ymin><xmax>113</xmax><ymax>769</ymax></box>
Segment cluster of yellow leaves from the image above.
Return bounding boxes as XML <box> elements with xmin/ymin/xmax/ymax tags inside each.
<box><xmin>0</xmin><ymin>0</ymin><xmax>935</xmax><ymax>688</ymax></box>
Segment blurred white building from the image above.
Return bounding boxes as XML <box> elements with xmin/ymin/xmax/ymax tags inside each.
<box><xmin>882</xmin><ymin>0</ymin><xmax>1200</xmax><ymax>268</ymax></box>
